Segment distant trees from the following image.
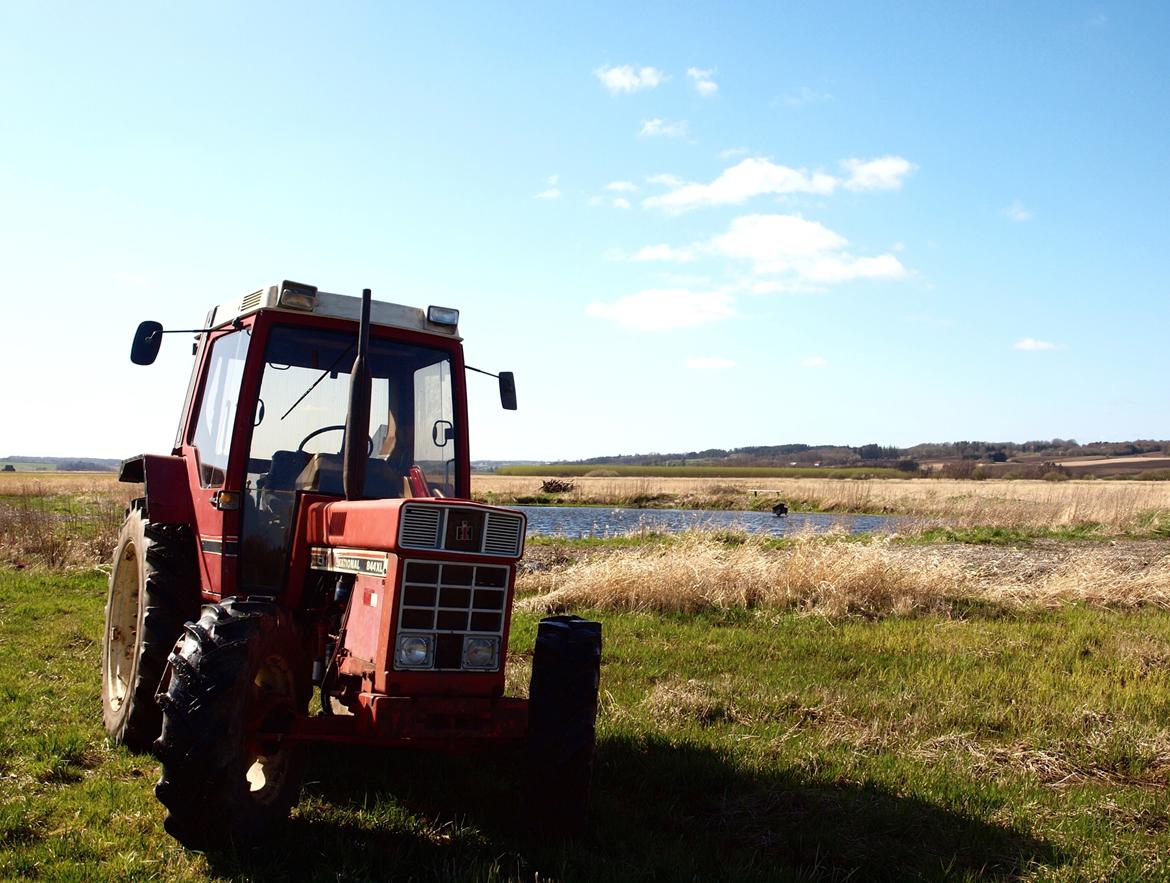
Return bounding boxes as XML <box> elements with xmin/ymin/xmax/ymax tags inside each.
<box><xmin>59</xmin><ymin>460</ymin><xmax>112</xmax><ymax>472</ymax></box>
<box><xmin>550</xmin><ymin>438</ymin><xmax>1170</xmax><ymax>471</ymax></box>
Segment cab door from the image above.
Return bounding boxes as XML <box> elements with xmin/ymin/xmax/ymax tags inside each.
<box><xmin>180</xmin><ymin>326</ymin><xmax>253</xmax><ymax>598</ymax></box>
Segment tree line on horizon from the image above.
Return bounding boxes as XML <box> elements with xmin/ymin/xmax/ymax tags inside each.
<box><xmin>556</xmin><ymin>439</ymin><xmax>1170</xmax><ymax>469</ymax></box>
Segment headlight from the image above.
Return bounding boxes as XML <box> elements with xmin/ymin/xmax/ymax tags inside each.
<box><xmin>395</xmin><ymin>634</ymin><xmax>433</xmax><ymax>669</ymax></box>
<box><xmin>462</xmin><ymin>637</ymin><xmax>499</xmax><ymax>670</ymax></box>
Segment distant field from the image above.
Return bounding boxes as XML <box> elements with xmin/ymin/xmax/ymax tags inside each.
<box><xmin>1054</xmin><ymin>455</ymin><xmax>1170</xmax><ymax>477</ymax></box>
<box><xmin>497</xmin><ymin>464</ymin><xmax>905</xmax><ymax>479</ymax></box>
<box><xmin>0</xmin><ymin>471</ymin><xmax>121</xmax><ymax>489</ymax></box>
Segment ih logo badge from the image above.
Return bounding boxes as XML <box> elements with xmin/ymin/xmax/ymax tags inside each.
<box><xmin>445</xmin><ymin>509</ymin><xmax>485</xmax><ymax>551</ymax></box>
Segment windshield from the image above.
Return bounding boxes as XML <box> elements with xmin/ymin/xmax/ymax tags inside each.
<box><xmin>240</xmin><ymin>324</ymin><xmax>459</xmax><ymax>590</ymax></box>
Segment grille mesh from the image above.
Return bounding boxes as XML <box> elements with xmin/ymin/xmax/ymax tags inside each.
<box><xmin>400</xmin><ymin>506</ymin><xmax>441</xmax><ymax>549</ymax></box>
<box><xmin>483</xmin><ymin>512</ymin><xmax>524</xmax><ymax>556</ymax></box>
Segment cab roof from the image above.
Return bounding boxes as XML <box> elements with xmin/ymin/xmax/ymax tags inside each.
<box><xmin>207</xmin><ymin>281</ymin><xmax>461</xmax><ymax>340</ymax></box>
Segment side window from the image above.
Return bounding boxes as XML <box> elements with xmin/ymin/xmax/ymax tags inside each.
<box><xmin>191</xmin><ymin>331</ymin><xmax>249</xmax><ymax>487</ymax></box>
<box><xmin>413</xmin><ymin>359</ymin><xmax>455</xmax><ymax>496</ymax></box>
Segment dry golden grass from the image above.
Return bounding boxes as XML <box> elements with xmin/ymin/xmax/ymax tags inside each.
<box><xmin>519</xmin><ymin>531</ymin><xmax>1170</xmax><ymax>618</ymax></box>
<box><xmin>476</xmin><ymin>474</ymin><xmax>1170</xmax><ymax>532</ymax></box>
<box><xmin>0</xmin><ymin>470</ymin><xmax>121</xmax><ymax>491</ymax></box>
<box><xmin>0</xmin><ymin>475</ymin><xmax>135</xmax><ymax>567</ymax></box>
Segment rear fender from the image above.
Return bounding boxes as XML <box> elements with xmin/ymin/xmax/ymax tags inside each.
<box><xmin>119</xmin><ymin>454</ymin><xmax>194</xmax><ymax>526</ymax></box>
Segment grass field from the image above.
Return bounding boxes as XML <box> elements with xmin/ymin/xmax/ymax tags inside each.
<box><xmin>8</xmin><ymin>565</ymin><xmax>1170</xmax><ymax>880</ymax></box>
<box><xmin>3</xmin><ymin>475</ymin><xmax>1170</xmax><ymax>878</ymax></box>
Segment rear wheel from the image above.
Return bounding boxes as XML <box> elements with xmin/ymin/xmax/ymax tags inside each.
<box><xmin>101</xmin><ymin>506</ymin><xmax>198</xmax><ymax>752</ymax></box>
<box><xmin>154</xmin><ymin>598</ymin><xmax>309</xmax><ymax>850</ymax></box>
<box><xmin>526</xmin><ymin>615</ymin><xmax>602</xmax><ymax>834</ymax></box>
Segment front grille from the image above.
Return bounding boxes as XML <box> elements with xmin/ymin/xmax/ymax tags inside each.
<box><xmin>399</xmin><ymin>560</ymin><xmax>508</xmax><ymax>635</ymax></box>
<box><xmin>400</xmin><ymin>506</ymin><xmax>442</xmax><ymax>549</ymax></box>
<box><xmin>397</xmin><ymin>559</ymin><xmax>509</xmax><ymax>671</ymax></box>
<box><xmin>399</xmin><ymin>504</ymin><xmax>525</xmax><ymax>557</ymax></box>
<box><xmin>483</xmin><ymin>512</ymin><xmax>524</xmax><ymax>556</ymax></box>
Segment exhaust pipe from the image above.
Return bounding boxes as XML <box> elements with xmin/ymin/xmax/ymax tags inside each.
<box><xmin>343</xmin><ymin>289</ymin><xmax>372</xmax><ymax>501</ymax></box>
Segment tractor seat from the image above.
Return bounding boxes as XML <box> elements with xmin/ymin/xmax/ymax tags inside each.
<box><xmin>261</xmin><ymin>450</ymin><xmax>311</xmax><ymax>491</ymax></box>
<box><xmin>296</xmin><ymin>453</ymin><xmax>344</xmax><ymax>496</ymax></box>
<box><xmin>294</xmin><ymin>454</ymin><xmax>406</xmax><ymax>499</ymax></box>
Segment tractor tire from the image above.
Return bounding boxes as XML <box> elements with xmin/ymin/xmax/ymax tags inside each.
<box><xmin>525</xmin><ymin>615</ymin><xmax>602</xmax><ymax>835</ymax></box>
<box><xmin>101</xmin><ymin>505</ymin><xmax>199</xmax><ymax>753</ymax></box>
<box><xmin>154</xmin><ymin>597</ymin><xmax>309</xmax><ymax>851</ymax></box>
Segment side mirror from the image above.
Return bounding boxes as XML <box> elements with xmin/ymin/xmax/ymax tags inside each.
<box><xmin>498</xmin><ymin>371</ymin><xmax>517</xmax><ymax>411</ymax></box>
<box><xmin>130</xmin><ymin>321</ymin><xmax>164</xmax><ymax>365</ymax></box>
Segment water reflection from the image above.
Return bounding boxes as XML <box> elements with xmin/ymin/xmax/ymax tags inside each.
<box><xmin>516</xmin><ymin>506</ymin><xmax>898</xmax><ymax>539</ymax></box>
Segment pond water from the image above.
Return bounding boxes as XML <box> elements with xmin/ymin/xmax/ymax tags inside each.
<box><xmin>515</xmin><ymin>505</ymin><xmax>899</xmax><ymax>539</ymax></box>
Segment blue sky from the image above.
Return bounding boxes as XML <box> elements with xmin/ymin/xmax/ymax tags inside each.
<box><xmin>1</xmin><ymin>2</ymin><xmax>1166</xmax><ymax>461</ymax></box>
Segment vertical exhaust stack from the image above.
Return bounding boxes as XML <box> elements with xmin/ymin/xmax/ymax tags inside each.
<box><xmin>343</xmin><ymin>289</ymin><xmax>373</xmax><ymax>501</ymax></box>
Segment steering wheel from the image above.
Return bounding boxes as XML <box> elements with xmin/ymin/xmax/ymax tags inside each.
<box><xmin>296</xmin><ymin>425</ymin><xmax>373</xmax><ymax>456</ymax></box>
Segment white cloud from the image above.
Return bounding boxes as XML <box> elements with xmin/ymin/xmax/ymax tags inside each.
<box><xmin>719</xmin><ymin>147</ymin><xmax>751</xmax><ymax>160</ymax></box>
<box><xmin>687</xmin><ymin>67</ymin><xmax>718</xmax><ymax>97</ymax></box>
<box><xmin>591</xmin><ymin>189</ymin><xmax>633</xmax><ymax>209</ymax></box>
<box><xmin>586</xmin><ymin>288</ymin><xmax>735</xmax><ymax>330</ymax></box>
<box><xmin>800</xmin><ymin>356</ymin><xmax>828</xmax><ymax>368</ymax></box>
<box><xmin>639</xmin><ymin>118</ymin><xmax>688</xmax><ymax>139</ymax></box>
<box><xmin>605</xmin><ymin>180</ymin><xmax>639</xmax><ymax>192</ymax></box>
<box><xmin>841</xmin><ymin>156</ymin><xmax>916</xmax><ymax>191</ymax></box>
<box><xmin>782</xmin><ymin>86</ymin><xmax>834</xmax><ymax>108</ymax></box>
<box><xmin>710</xmin><ymin>214</ymin><xmax>848</xmax><ymax>270</ymax></box>
<box><xmin>1013</xmin><ymin>338</ymin><xmax>1059</xmax><ymax>351</ymax></box>
<box><xmin>633</xmin><ymin>244</ymin><xmax>696</xmax><ymax>262</ymax></box>
<box><xmin>632</xmin><ymin>213</ymin><xmax>909</xmax><ymax>287</ymax></box>
<box><xmin>644</xmin><ymin>157</ymin><xmax>838</xmax><ymax>211</ymax></box>
<box><xmin>800</xmin><ymin>254</ymin><xmax>908</xmax><ymax>283</ymax></box>
<box><xmin>1005</xmin><ymin>199</ymin><xmax>1032</xmax><ymax>222</ymax></box>
<box><xmin>115</xmin><ymin>271</ymin><xmax>148</xmax><ymax>285</ymax></box>
<box><xmin>686</xmin><ymin>356</ymin><xmax>735</xmax><ymax>369</ymax></box>
<box><xmin>534</xmin><ymin>173</ymin><xmax>560</xmax><ymax>200</ymax></box>
<box><xmin>642</xmin><ymin>154</ymin><xmax>915</xmax><ymax>211</ymax></box>
<box><xmin>594</xmin><ymin>64</ymin><xmax>666</xmax><ymax>94</ymax></box>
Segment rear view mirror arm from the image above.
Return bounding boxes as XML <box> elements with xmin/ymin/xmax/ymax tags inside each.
<box><xmin>131</xmin><ymin>317</ymin><xmax>242</xmax><ymax>365</ymax></box>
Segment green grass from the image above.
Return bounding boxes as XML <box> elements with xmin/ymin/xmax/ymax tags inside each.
<box><xmin>497</xmin><ymin>464</ymin><xmax>908</xmax><ymax>479</ymax></box>
<box><xmin>907</xmin><ymin>525</ymin><xmax>1108</xmax><ymax>545</ymax></box>
<box><xmin>7</xmin><ymin>568</ymin><xmax>1170</xmax><ymax>879</ymax></box>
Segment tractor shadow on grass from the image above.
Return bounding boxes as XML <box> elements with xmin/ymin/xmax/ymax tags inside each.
<box><xmin>206</xmin><ymin>734</ymin><xmax>1064</xmax><ymax>882</ymax></box>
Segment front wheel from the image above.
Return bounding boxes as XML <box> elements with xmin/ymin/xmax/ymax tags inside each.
<box><xmin>101</xmin><ymin>507</ymin><xmax>197</xmax><ymax>752</ymax></box>
<box><xmin>154</xmin><ymin>598</ymin><xmax>309</xmax><ymax>850</ymax></box>
<box><xmin>525</xmin><ymin>615</ymin><xmax>602</xmax><ymax>835</ymax></box>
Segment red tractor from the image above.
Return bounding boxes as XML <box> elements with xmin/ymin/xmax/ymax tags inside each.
<box><xmin>101</xmin><ymin>282</ymin><xmax>601</xmax><ymax>848</ymax></box>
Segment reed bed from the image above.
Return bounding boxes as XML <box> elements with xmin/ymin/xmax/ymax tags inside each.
<box><xmin>477</xmin><ymin>474</ymin><xmax>1170</xmax><ymax>533</ymax></box>
<box><xmin>0</xmin><ymin>478</ymin><xmax>134</xmax><ymax>568</ymax></box>
<box><xmin>519</xmin><ymin>530</ymin><xmax>1170</xmax><ymax>618</ymax></box>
